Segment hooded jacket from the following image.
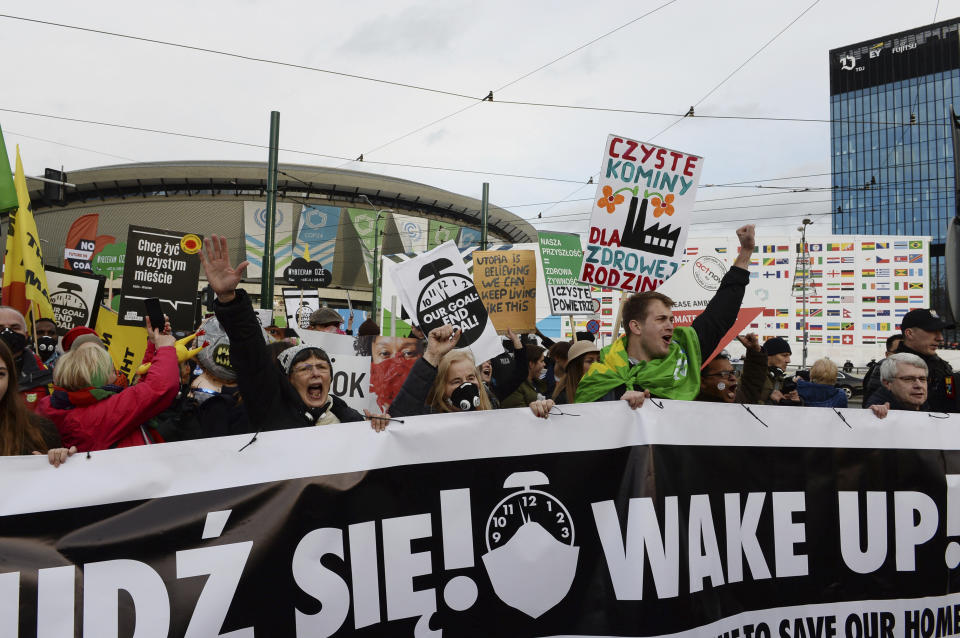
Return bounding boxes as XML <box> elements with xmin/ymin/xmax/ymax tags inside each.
<box><xmin>796</xmin><ymin>378</ymin><xmax>847</xmax><ymax>408</ymax></box>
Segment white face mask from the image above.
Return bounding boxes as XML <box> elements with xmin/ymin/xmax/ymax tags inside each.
<box><xmin>538</xmin><ymin>368</ymin><xmax>548</xmax><ymax>380</ymax></box>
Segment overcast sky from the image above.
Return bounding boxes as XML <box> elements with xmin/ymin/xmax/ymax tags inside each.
<box><xmin>2</xmin><ymin>0</ymin><xmax>955</xmax><ymax>240</ymax></box>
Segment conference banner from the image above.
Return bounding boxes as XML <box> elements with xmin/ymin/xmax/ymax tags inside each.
<box><xmin>2</xmin><ymin>402</ymin><xmax>959</xmax><ymax>637</ymax></box>
<box><xmin>244</xmin><ymin>201</ymin><xmax>294</xmax><ymax>279</ymax></box>
<box><xmin>579</xmin><ymin>134</ymin><xmax>703</xmax><ymax>294</ymax></box>
<box><xmin>538</xmin><ymin>231</ymin><xmax>593</xmax><ymax>315</ymax></box>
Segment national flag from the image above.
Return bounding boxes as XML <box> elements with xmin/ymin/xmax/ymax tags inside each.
<box><xmin>806</xmin><ymin>295</ymin><xmax>822</xmax><ymax>304</ymax></box>
<box><xmin>810</xmin><ymin>334</ymin><xmax>823</xmax><ymax>343</ymax></box>
<box><xmin>763</xmin><ymin>308</ymin><xmax>776</xmax><ymax>317</ymax></box>
<box><xmin>842</xmin><ymin>295</ymin><xmax>855</xmax><ymax>304</ymax></box>
<box><xmin>841</xmin><ymin>243</ymin><xmax>854</xmax><ymax>251</ymax></box>
<box><xmin>842</xmin><ymin>321</ymin><xmax>854</xmax><ymax>330</ymax></box>
<box><xmin>827</xmin><ymin>322</ymin><xmax>841</xmax><ymax>330</ymax></box>
<box><xmin>763</xmin><ymin>245</ymin><xmax>776</xmax><ymax>253</ymax></box>
<box><xmin>827</xmin><ymin>257</ymin><xmax>841</xmax><ymax>264</ymax></box>
<box><xmin>809</xmin><ymin>324</ymin><xmax>823</xmax><ymax>331</ymax></box>
<box><xmin>810</xmin><ymin>269</ymin><xmax>822</xmax><ymax>278</ymax></box>
<box><xmin>861</xmin><ymin>241</ymin><xmax>875</xmax><ymax>250</ymax></box>
<box><xmin>776</xmin><ymin>258</ymin><xmax>789</xmax><ymax>265</ymax></box>
<box><xmin>909</xmin><ymin>253</ymin><xmax>923</xmax><ymax>263</ymax></box>
<box><xmin>827</xmin><ymin>335</ymin><xmax>841</xmax><ymax>343</ymax></box>
<box><xmin>827</xmin><ymin>282</ymin><xmax>843</xmax><ymax>291</ymax></box>
<box><xmin>750</xmin><ymin>271</ymin><xmax>759</xmax><ymax>279</ymax></box>
<box><xmin>894</xmin><ymin>255</ymin><xmax>907</xmax><ymax>262</ymax></box>
<box><xmin>863</xmin><ymin>322</ymin><xmax>876</xmax><ymax>331</ymax></box>
<box><xmin>809</xmin><ymin>308</ymin><xmax>822</xmax><ymax>317</ymax></box>
<box><xmin>763</xmin><ymin>257</ymin><xmax>775</xmax><ymax>266</ymax></box>
<box><xmin>827</xmin><ymin>243</ymin><xmax>841</xmax><ymax>251</ymax></box>
<box><xmin>842</xmin><ymin>308</ymin><xmax>852</xmax><ymax>318</ymax></box>
<box><xmin>827</xmin><ymin>309</ymin><xmax>840</xmax><ymax>317</ymax></box>
<box><xmin>876</xmin><ymin>268</ymin><xmax>889</xmax><ymax>278</ymax></box>
<box><xmin>876</xmin><ymin>282</ymin><xmax>890</xmax><ymax>291</ymax></box>
<box><xmin>749</xmin><ymin>322</ymin><xmax>760</xmax><ymax>329</ymax></box>
<box><xmin>894</xmin><ymin>308</ymin><xmax>907</xmax><ymax>317</ymax></box>
<box><xmin>715</xmin><ymin>247</ymin><xmax>727</xmax><ymax>254</ymax></box>
<box><xmin>776</xmin><ymin>245</ymin><xmax>789</xmax><ymax>252</ymax></box>
<box><xmin>862</xmin><ymin>336</ymin><xmax>876</xmax><ymax>344</ymax></box>
<box><xmin>776</xmin><ymin>308</ymin><xmax>789</xmax><ymax>317</ymax></box>
<box><xmin>909</xmin><ymin>240</ymin><xmax>922</xmax><ymax>249</ymax></box>
<box><xmin>0</xmin><ymin>125</ymin><xmax>17</xmax><ymax>213</ymax></box>
<box><xmin>827</xmin><ymin>270</ymin><xmax>841</xmax><ymax>278</ymax></box>
<box><xmin>1</xmin><ymin>146</ymin><xmax>54</xmax><ymax>324</ymax></box>
<box><xmin>863</xmin><ymin>308</ymin><xmax>876</xmax><ymax>317</ymax></box>
<box><xmin>601</xmin><ymin>307</ymin><xmax>612</xmax><ymax>316</ymax></box>
<box><xmin>910</xmin><ymin>295</ymin><xmax>924</xmax><ymax>304</ymax></box>
<box><xmin>877</xmin><ymin>322</ymin><xmax>891</xmax><ymax>331</ymax></box>
<box><xmin>841</xmin><ymin>256</ymin><xmax>854</xmax><ymax>264</ymax></box>
<box><xmin>750</xmin><ymin>258</ymin><xmax>759</xmax><ymax>266</ymax></box>
<box><xmin>877</xmin><ymin>309</ymin><xmax>890</xmax><ymax>317</ymax></box>
<box><xmin>876</xmin><ymin>256</ymin><xmax>889</xmax><ymax>264</ymax></box>
<box><xmin>862</xmin><ymin>269</ymin><xmax>875</xmax><ymax>278</ymax></box>
<box><xmin>895</xmin><ymin>268</ymin><xmax>909</xmax><ymax>277</ymax></box>
<box><xmin>774</xmin><ymin>322</ymin><xmax>789</xmax><ymax>329</ymax></box>
<box><xmin>827</xmin><ymin>295</ymin><xmax>840</xmax><ymax>304</ymax></box>
<box><xmin>876</xmin><ymin>242</ymin><xmax>889</xmax><ymax>249</ymax></box>
<box><xmin>840</xmin><ymin>283</ymin><xmax>855</xmax><ymax>291</ymax></box>
<box><xmin>841</xmin><ymin>269</ymin><xmax>855</xmax><ymax>277</ymax></box>
<box><xmin>808</xmin><ymin>243</ymin><xmax>822</xmax><ymax>252</ymax></box>
<box><xmin>686</xmin><ymin>246</ymin><xmax>699</xmax><ymax>256</ymax></box>
<box><xmin>877</xmin><ymin>295</ymin><xmax>890</xmax><ymax>303</ymax></box>
<box><xmin>894</xmin><ymin>295</ymin><xmax>908</xmax><ymax>303</ymax></box>
<box><xmin>842</xmin><ymin>335</ymin><xmax>854</xmax><ymax>345</ymax></box>
<box><xmin>862</xmin><ymin>296</ymin><xmax>876</xmax><ymax>303</ymax></box>
<box><xmin>894</xmin><ymin>241</ymin><xmax>908</xmax><ymax>250</ymax></box>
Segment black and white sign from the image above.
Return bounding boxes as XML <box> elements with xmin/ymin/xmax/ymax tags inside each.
<box><xmin>283</xmin><ymin>257</ymin><xmax>332</xmax><ymax>288</ymax></box>
<box><xmin>117</xmin><ymin>226</ymin><xmax>203</xmax><ymax>331</ymax></box>
<box><xmin>390</xmin><ymin>241</ymin><xmax>501</xmax><ymax>363</ymax></box>
<box><xmin>2</xmin><ymin>403</ymin><xmax>960</xmax><ymax>636</ymax></box>
<box><xmin>282</xmin><ymin>288</ymin><xmax>320</xmax><ymax>330</ymax></box>
<box><xmin>44</xmin><ymin>266</ymin><xmax>105</xmax><ymax>335</ymax></box>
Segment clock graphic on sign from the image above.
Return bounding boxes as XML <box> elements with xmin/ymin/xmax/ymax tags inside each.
<box><xmin>415</xmin><ymin>257</ymin><xmax>488</xmax><ymax>346</ymax></box>
<box><xmin>485</xmin><ymin>471</ymin><xmax>575</xmax><ymax>551</ymax></box>
<box><xmin>481</xmin><ymin>471</ymin><xmax>580</xmax><ymax>619</ymax></box>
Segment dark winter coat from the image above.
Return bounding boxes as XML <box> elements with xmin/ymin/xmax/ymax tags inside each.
<box><xmin>796</xmin><ymin>378</ymin><xmax>847</xmax><ymax>408</ymax></box>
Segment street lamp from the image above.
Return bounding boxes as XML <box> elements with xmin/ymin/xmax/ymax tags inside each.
<box><xmin>359</xmin><ymin>194</ymin><xmax>393</xmax><ymax>323</ymax></box>
<box><xmin>797</xmin><ymin>218</ymin><xmax>814</xmax><ymax>369</ymax></box>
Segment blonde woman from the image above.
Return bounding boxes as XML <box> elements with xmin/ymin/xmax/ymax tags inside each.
<box><xmin>389</xmin><ymin>325</ymin><xmax>554</xmax><ymax>419</ymax></box>
<box><xmin>796</xmin><ymin>358</ymin><xmax>847</xmax><ymax>408</ymax></box>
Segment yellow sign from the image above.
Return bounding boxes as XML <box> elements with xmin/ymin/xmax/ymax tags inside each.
<box><xmin>95</xmin><ymin>306</ymin><xmax>147</xmax><ymax>382</ymax></box>
<box><xmin>472</xmin><ymin>250</ymin><xmax>537</xmax><ymax>333</ymax></box>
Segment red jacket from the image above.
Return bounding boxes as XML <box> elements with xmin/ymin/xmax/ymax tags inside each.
<box><xmin>37</xmin><ymin>346</ymin><xmax>179</xmax><ymax>451</ymax></box>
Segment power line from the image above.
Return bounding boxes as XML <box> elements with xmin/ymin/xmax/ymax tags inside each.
<box><xmin>0</xmin><ymin>14</ymin><xmax>477</xmax><ymax>101</ymax></box>
<box><xmin>5</xmin><ymin>129</ymin><xmax>139</xmax><ymax>163</ymax></box>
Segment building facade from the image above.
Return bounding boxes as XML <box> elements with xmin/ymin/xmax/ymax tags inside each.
<box><xmin>829</xmin><ymin>18</ymin><xmax>960</xmax><ymax>328</ymax></box>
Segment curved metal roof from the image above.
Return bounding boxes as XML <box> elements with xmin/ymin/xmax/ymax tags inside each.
<box><xmin>26</xmin><ymin>160</ymin><xmax>536</xmax><ymax>243</ymax></box>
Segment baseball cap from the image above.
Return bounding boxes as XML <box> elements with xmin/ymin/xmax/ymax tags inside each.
<box><xmin>308</xmin><ymin>307</ymin><xmax>343</xmax><ymax>327</ymax></box>
<box><xmin>901</xmin><ymin>308</ymin><xmax>955</xmax><ymax>332</ymax></box>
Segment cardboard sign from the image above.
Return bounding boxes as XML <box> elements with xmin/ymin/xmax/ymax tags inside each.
<box><xmin>472</xmin><ymin>249</ymin><xmax>537</xmax><ymax>332</ymax></box>
<box><xmin>44</xmin><ymin>266</ymin><xmax>105</xmax><ymax>336</ymax></box>
<box><xmin>282</xmin><ymin>288</ymin><xmax>319</xmax><ymax>331</ymax></box>
<box><xmin>390</xmin><ymin>241</ymin><xmax>502</xmax><ymax>363</ymax></box>
<box><xmin>538</xmin><ymin>231</ymin><xmax>593</xmax><ymax>315</ymax></box>
<box><xmin>94</xmin><ymin>306</ymin><xmax>148</xmax><ymax>382</ymax></box>
<box><xmin>117</xmin><ymin>226</ymin><xmax>203</xmax><ymax>331</ymax></box>
<box><xmin>579</xmin><ymin>134</ymin><xmax>703</xmax><ymax>293</ymax></box>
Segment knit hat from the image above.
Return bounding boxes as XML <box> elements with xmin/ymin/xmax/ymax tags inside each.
<box><xmin>357</xmin><ymin>318</ymin><xmax>380</xmax><ymax>336</ymax></box>
<box><xmin>62</xmin><ymin>326</ymin><xmax>104</xmax><ymax>352</ymax></box>
<box><xmin>194</xmin><ymin>317</ymin><xmax>236</xmax><ymax>381</ymax></box>
<box><xmin>761</xmin><ymin>337</ymin><xmax>792</xmax><ymax>356</ymax></box>
<box><xmin>308</xmin><ymin>307</ymin><xmax>343</xmax><ymax>327</ymax></box>
<box><xmin>276</xmin><ymin>343</ymin><xmax>332</xmax><ymax>375</ymax></box>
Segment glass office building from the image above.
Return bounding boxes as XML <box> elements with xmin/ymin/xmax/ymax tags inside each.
<box><xmin>830</xmin><ymin>19</ymin><xmax>960</xmax><ymax>323</ymax></box>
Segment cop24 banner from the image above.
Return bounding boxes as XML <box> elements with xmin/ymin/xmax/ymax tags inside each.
<box><xmin>580</xmin><ymin>134</ymin><xmax>704</xmax><ymax>294</ymax></box>
<box><xmin>2</xmin><ymin>403</ymin><xmax>960</xmax><ymax>637</ymax></box>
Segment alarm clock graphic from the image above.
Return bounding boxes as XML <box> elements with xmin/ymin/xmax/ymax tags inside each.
<box><xmin>49</xmin><ymin>281</ymin><xmax>90</xmax><ymax>331</ymax></box>
<box><xmin>481</xmin><ymin>471</ymin><xmax>580</xmax><ymax>619</ymax></box>
<box><xmin>415</xmin><ymin>257</ymin><xmax>488</xmax><ymax>346</ymax></box>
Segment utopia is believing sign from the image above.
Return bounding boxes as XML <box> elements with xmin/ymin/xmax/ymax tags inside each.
<box><xmin>579</xmin><ymin>134</ymin><xmax>703</xmax><ymax>294</ymax></box>
<box><xmin>2</xmin><ymin>403</ymin><xmax>960</xmax><ymax>636</ymax></box>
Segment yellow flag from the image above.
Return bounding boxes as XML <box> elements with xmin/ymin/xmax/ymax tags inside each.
<box><xmin>95</xmin><ymin>306</ymin><xmax>147</xmax><ymax>382</ymax></box>
<box><xmin>1</xmin><ymin>147</ymin><xmax>53</xmax><ymax>324</ymax></box>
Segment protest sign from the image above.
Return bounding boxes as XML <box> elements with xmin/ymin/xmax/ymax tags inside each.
<box><xmin>94</xmin><ymin>306</ymin><xmax>148</xmax><ymax>382</ymax></box>
<box><xmin>44</xmin><ymin>266</ymin><xmax>105</xmax><ymax>335</ymax></box>
<box><xmin>579</xmin><ymin>134</ymin><xmax>703</xmax><ymax>294</ymax></box>
<box><xmin>62</xmin><ymin>213</ymin><xmax>114</xmax><ymax>273</ymax></box>
<box><xmin>117</xmin><ymin>226</ymin><xmax>203</xmax><ymax>331</ymax></box>
<box><xmin>91</xmin><ymin>241</ymin><xmax>126</xmax><ymax>277</ymax></box>
<box><xmin>295</xmin><ymin>329</ymin><xmax>375</xmax><ymax>412</ymax></box>
<box><xmin>282</xmin><ymin>288</ymin><xmax>320</xmax><ymax>330</ymax></box>
<box><xmin>254</xmin><ymin>308</ymin><xmax>273</xmax><ymax>329</ymax></box>
<box><xmin>537</xmin><ymin>231</ymin><xmax>593</xmax><ymax>315</ymax></box>
<box><xmin>472</xmin><ymin>249</ymin><xmax>537</xmax><ymax>332</ymax></box>
<box><xmin>2</xmin><ymin>402</ymin><xmax>959</xmax><ymax>637</ymax></box>
<box><xmin>390</xmin><ymin>241</ymin><xmax>501</xmax><ymax>363</ymax></box>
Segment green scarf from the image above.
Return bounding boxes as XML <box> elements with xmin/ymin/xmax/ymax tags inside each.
<box><xmin>574</xmin><ymin>327</ymin><xmax>702</xmax><ymax>402</ymax></box>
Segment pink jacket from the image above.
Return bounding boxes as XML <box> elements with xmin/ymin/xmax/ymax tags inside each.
<box><xmin>37</xmin><ymin>346</ymin><xmax>179</xmax><ymax>451</ymax></box>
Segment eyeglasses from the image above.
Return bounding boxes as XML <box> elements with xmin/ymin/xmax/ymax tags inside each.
<box><xmin>293</xmin><ymin>362</ymin><xmax>329</xmax><ymax>375</ymax></box>
<box><xmin>702</xmin><ymin>370</ymin><xmax>738</xmax><ymax>379</ymax></box>
<box><xmin>895</xmin><ymin>375</ymin><xmax>927</xmax><ymax>384</ymax></box>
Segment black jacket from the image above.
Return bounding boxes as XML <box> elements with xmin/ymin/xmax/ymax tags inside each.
<box><xmin>863</xmin><ymin>384</ymin><xmax>928</xmax><ymax>412</ymax></box>
<box><xmin>599</xmin><ymin>265</ymin><xmax>750</xmax><ymax>401</ymax></box>
<box><xmin>862</xmin><ymin>343</ymin><xmax>957</xmax><ymax>413</ymax></box>
<box><xmin>215</xmin><ymin>289</ymin><xmax>363</xmax><ymax>430</ymax></box>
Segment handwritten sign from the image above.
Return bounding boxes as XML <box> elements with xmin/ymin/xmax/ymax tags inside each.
<box><xmin>538</xmin><ymin>231</ymin><xmax>593</xmax><ymax>315</ymax></box>
<box><xmin>472</xmin><ymin>250</ymin><xmax>536</xmax><ymax>332</ymax></box>
<box><xmin>578</xmin><ymin>134</ymin><xmax>703</xmax><ymax>294</ymax></box>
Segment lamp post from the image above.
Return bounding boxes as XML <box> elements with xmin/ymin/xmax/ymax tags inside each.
<box><xmin>798</xmin><ymin>218</ymin><xmax>813</xmax><ymax>369</ymax></box>
<box><xmin>359</xmin><ymin>195</ymin><xmax>393</xmax><ymax>324</ymax></box>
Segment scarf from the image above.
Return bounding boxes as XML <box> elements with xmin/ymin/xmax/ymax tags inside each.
<box><xmin>574</xmin><ymin>327</ymin><xmax>702</xmax><ymax>403</ymax></box>
<box><xmin>49</xmin><ymin>384</ymin><xmax>124</xmax><ymax>410</ymax></box>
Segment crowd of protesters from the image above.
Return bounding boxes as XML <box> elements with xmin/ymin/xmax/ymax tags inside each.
<box><xmin>1</xmin><ymin>226</ymin><xmax>957</xmax><ymax>467</ymax></box>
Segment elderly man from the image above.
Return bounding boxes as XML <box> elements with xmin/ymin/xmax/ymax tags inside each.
<box><xmin>0</xmin><ymin>306</ymin><xmax>53</xmax><ymax>410</ymax></box>
<box><xmin>862</xmin><ymin>333</ymin><xmax>904</xmax><ymax>404</ymax></box>
<box><xmin>863</xmin><ymin>308</ymin><xmax>956</xmax><ymax>413</ymax></box>
<box><xmin>307</xmin><ymin>307</ymin><xmax>343</xmax><ymax>334</ymax></box>
<box><xmin>866</xmin><ymin>353</ymin><xmax>929</xmax><ymax>417</ymax></box>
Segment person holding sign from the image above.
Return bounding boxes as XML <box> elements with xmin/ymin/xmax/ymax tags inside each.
<box><xmin>575</xmin><ymin>225</ymin><xmax>755</xmax><ymax>407</ymax></box>
<box><xmin>201</xmin><ymin>235</ymin><xmax>388</xmax><ymax>430</ymax></box>
<box><xmin>388</xmin><ymin>325</ymin><xmax>554</xmax><ymax>419</ymax></box>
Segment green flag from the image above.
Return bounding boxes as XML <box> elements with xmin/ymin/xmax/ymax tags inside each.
<box><xmin>0</xmin><ymin>125</ymin><xmax>16</xmax><ymax>213</ymax></box>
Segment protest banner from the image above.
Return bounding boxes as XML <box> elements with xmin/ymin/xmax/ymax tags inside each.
<box><xmin>62</xmin><ymin>213</ymin><xmax>115</xmax><ymax>273</ymax></box>
<box><xmin>537</xmin><ymin>231</ymin><xmax>593</xmax><ymax>315</ymax></box>
<box><xmin>94</xmin><ymin>306</ymin><xmax>148</xmax><ymax>382</ymax></box>
<box><xmin>282</xmin><ymin>288</ymin><xmax>320</xmax><ymax>330</ymax></box>
<box><xmin>117</xmin><ymin>226</ymin><xmax>203</xmax><ymax>331</ymax></box>
<box><xmin>472</xmin><ymin>249</ymin><xmax>537</xmax><ymax>332</ymax></box>
<box><xmin>579</xmin><ymin>134</ymin><xmax>703</xmax><ymax>294</ymax></box>
<box><xmin>390</xmin><ymin>241</ymin><xmax>502</xmax><ymax>363</ymax></box>
<box><xmin>44</xmin><ymin>266</ymin><xmax>105</xmax><ymax>335</ymax></box>
<box><xmin>1</xmin><ymin>402</ymin><xmax>959</xmax><ymax>637</ymax></box>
